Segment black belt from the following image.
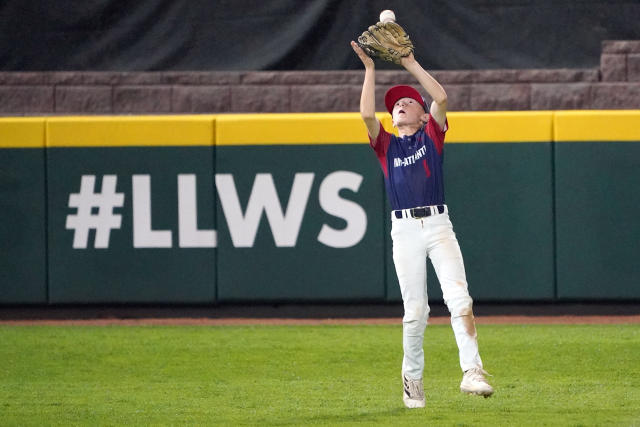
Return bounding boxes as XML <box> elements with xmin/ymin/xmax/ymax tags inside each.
<box><xmin>393</xmin><ymin>205</ymin><xmax>446</xmax><ymax>219</ymax></box>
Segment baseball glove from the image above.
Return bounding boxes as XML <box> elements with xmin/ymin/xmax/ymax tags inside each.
<box><xmin>357</xmin><ymin>21</ymin><xmax>414</xmax><ymax>64</ymax></box>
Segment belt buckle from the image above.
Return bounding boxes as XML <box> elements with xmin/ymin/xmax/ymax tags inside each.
<box><xmin>411</xmin><ymin>207</ymin><xmax>428</xmax><ymax>218</ymax></box>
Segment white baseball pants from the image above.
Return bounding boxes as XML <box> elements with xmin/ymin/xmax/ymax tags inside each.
<box><xmin>391</xmin><ymin>208</ymin><xmax>483</xmax><ymax>379</ymax></box>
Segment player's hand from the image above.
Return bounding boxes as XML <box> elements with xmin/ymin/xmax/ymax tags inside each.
<box><xmin>351</xmin><ymin>41</ymin><xmax>374</xmax><ymax>69</ymax></box>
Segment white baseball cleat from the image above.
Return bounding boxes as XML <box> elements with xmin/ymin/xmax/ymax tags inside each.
<box><xmin>402</xmin><ymin>374</ymin><xmax>426</xmax><ymax>408</ymax></box>
<box><xmin>460</xmin><ymin>367</ymin><xmax>494</xmax><ymax>397</ymax></box>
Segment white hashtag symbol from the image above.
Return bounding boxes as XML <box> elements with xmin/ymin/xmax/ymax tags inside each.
<box><xmin>65</xmin><ymin>175</ymin><xmax>125</xmax><ymax>249</ymax></box>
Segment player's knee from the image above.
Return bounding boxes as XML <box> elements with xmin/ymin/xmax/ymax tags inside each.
<box><xmin>447</xmin><ymin>295</ymin><xmax>473</xmax><ymax>318</ymax></box>
<box><xmin>403</xmin><ymin>301</ymin><xmax>430</xmax><ymax>324</ymax></box>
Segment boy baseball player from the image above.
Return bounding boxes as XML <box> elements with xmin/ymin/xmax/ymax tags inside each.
<box><xmin>350</xmin><ymin>40</ymin><xmax>494</xmax><ymax>408</ymax></box>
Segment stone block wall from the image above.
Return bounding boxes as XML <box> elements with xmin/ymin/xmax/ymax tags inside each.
<box><xmin>0</xmin><ymin>41</ymin><xmax>638</xmax><ymax>115</ymax></box>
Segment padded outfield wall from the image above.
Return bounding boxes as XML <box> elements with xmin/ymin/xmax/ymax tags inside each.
<box><xmin>0</xmin><ymin>111</ymin><xmax>638</xmax><ymax>304</ymax></box>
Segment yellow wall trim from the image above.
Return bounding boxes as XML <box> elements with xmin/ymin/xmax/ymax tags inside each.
<box><xmin>1</xmin><ymin>111</ymin><xmax>639</xmax><ymax>148</ymax></box>
<box><xmin>215</xmin><ymin>113</ymin><xmax>387</xmax><ymax>145</ymax></box>
<box><xmin>554</xmin><ymin>110</ymin><xmax>640</xmax><ymax>142</ymax></box>
<box><xmin>46</xmin><ymin>115</ymin><xmax>216</xmax><ymax>147</ymax></box>
<box><xmin>446</xmin><ymin>111</ymin><xmax>554</xmax><ymax>143</ymax></box>
<box><xmin>0</xmin><ymin>118</ymin><xmax>45</xmax><ymax>148</ymax></box>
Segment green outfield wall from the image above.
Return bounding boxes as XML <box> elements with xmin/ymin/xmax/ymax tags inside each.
<box><xmin>0</xmin><ymin>111</ymin><xmax>638</xmax><ymax>303</ymax></box>
<box><xmin>45</xmin><ymin>116</ymin><xmax>217</xmax><ymax>303</ymax></box>
<box><xmin>0</xmin><ymin>119</ymin><xmax>47</xmax><ymax>303</ymax></box>
<box><xmin>554</xmin><ymin>111</ymin><xmax>640</xmax><ymax>299</ymax></box>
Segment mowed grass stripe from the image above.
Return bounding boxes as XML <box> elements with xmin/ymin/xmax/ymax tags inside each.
<box><xmin>0</xmin><ymin>324</ymin><xmax>638</xmax><ymax>426</ymax></box>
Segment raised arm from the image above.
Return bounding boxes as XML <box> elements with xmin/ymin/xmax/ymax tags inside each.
<box><xmin>350</xmin><ymin>41</ymin><xmax>380</xmax><ymax>140</ymax></box>
<box><xmin>400</xmin><ymin>54</ymin><xmax>447</xmax><ymax>130</ymax></box>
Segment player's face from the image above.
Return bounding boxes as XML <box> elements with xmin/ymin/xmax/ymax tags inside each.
<box><xmin>392</xmin><ymin>97</ymin><xmax>427</xmax><ymax>127</ymax></box>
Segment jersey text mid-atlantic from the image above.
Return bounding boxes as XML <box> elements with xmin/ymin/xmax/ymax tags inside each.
<box><xmin>393</xmin><ymin>145</ymin><xmax>427</xmax><ymax>167</ymax></box>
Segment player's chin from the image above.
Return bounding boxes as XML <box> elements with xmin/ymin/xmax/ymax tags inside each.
<box><xmin>395</xmin><ymin>118</ymin><xmax>415</xmax><ymax>127</ymax></box>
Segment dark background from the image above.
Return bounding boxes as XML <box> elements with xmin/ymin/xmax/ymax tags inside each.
<box><xmin>1</xmin><ymin>0</ymin><xmax>639</xmax><ymax>71</ymax></box>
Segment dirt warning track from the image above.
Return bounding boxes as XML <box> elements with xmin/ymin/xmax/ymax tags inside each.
<box><xmin>2</xmin><ymin>314</ymin><xmax>640</xmax><ymax>326</ymax></box>
<box><xmin>2</xmin><ymin>303</ymin><xmax>639</xmax><ymax>326</ymax></box>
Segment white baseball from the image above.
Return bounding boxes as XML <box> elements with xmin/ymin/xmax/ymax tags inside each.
<box><xmin>380</xmin><ymin>10</ymin><xmax>396</xmax><ymax>23</ymax></box>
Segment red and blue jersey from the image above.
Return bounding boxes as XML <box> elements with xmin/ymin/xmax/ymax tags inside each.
<box><xmin>369</xmin><ymin>116</ymin><xmax>448</xmax><ymax>210</ymax></box>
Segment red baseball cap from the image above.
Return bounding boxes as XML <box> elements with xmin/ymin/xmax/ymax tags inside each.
<box><xmin>384</xmin><ymin>85</ymin><xmax>427</xmax><ymax>114</ymax></box>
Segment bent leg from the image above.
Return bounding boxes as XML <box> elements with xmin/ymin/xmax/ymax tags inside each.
<box><xmin>428</xmin><ymin>218</ymin><xmax>482</xmax><ymax>371</ymax></box>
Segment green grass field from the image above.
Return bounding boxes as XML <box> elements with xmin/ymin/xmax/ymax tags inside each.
<box><xmin>1</xmin><ymin>323</ymin><xmax>638</xmax><ymax>426</ymax></box>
